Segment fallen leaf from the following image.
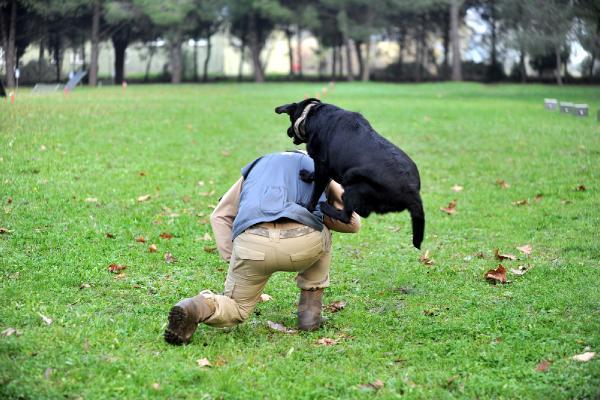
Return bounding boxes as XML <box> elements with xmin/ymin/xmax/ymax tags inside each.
<box><xmin>7</xmin><ymin>197</ymin><xmax>13</xmax><ymax>204</ymax></box>
<box><xmin>198</xmin><ymin>180</ymin><xmax>205</xmax><ymax>187</ymax></box>
<box><xmin>359</xmin><ymin>379</ymin><xmax>384</xmax><ymax>391</ymax></box>
<box><xmin>512</xmin><ymin>199</ymin><xmax>529</xmax><ymax>206</ymax></box>
<box><xmin>203</xmin><ymin>233</ymin><xmax>212</xmax><ymax>241</ymax></box>
<box><xmin>164</xmin><ymin>252</ymin><xmax>175</xmax><ymax>264</ymax></box>
<box><xmin>494</xmin><ymin>249</ymin><xmax>517</xmax><ymax>261</ymax></box>
<box><xmin>317</xmin><ymin>338</ymin><xmax>337</xmax><ymax>346</ymax></box>
<box><xmin>259</xmin><ymin>293</ymin><xmax>273</xmax><ymax>302</ymax></box>
<box><xmin>159</xmin><ymin>232</ymin><xmax>173</xmax><ymax>239</ymax></box>
<box><xmin>40</xmin><ymin>145</ymin><xmax>47</xmax><ymax>151</ymax></box>
<box><xmin>536</xmin><ymin>360</ymin><xmax>551</xmax><ymax>372</ymax></box>
<box><xmin>561</xmin><ymin>199</ymin><xmax>572</xmax><ymax>205</ymax></box>
<box><xmin>149</xmin><ymin>244</ymin><xmax>158</xmax><ymax>253</ymax></box>
<box><xmin>135</xmin><ymin>236</ymin><xmax>147</xmax><ymax>243</ymax></box>
<box><xmin>182</xmin><ymin>195</ymin><xmax>191</xmax><ymax>203</ymax></box>
<box><xmin>222</xmin><ymin>150</ymin><xmax>230</xmax><ymax>157</ymax></box>
<box><xmin>576</xmin><ymin>185</ymin><xmax>586</xmax><ymax>192</ymax></box>
<box><xmin>440</xmin><ymin>200</ymin><xmax>457</xmax><ymax>215</ymax></box>
<box><xmin>510</xmin><ymin>265</ymin><xmax>530</xmax><ymax>276</ymax></box>
<box><xmin>516</xmin><ymin>244</ymin><xmax>532</xmax><ymax>255</ymax></box>
<box><xmin>38</xmin><ymin>313</ymin><xmax>53</xmax><ymax>325</ymax></box>
<box><xmin>534</xmin><ymin>194</ymin><xmax>543</xmax><ymax>202</ymax></box>
<box><xmin>572</xmin><ymin>352</ymin><xmax>595</xmax><ymax>362</ymax></box>
<box><xmin>267</xmin><ymin>320</ymin><xmax>297</xmax><ymax>334</ymax></box>
<box><xmin>325</xmin><ymin>300</ymin><xmax>346</xmax><ymax>313</ymax></box>
<box><xmin>114</xmin><ymin>272</ymin><xmax>127</xmax><ymax>279</ymax></box>
<box><xmin>496</xmin><ymin>179</ymin><xmax>510</xmax><ymax>189</ymax></box>
<box><xmin>79</xmin><ymin>283</ymin><xmax>91</xmax><ymax>289</ymax></box>
<box><xmin>137</xmin><ymin>194</ymin><xmax>151</xmax><ymax>202</ymax></box>
<box><xmin>105</xmin><ymin>233</ymin><xmax>115</xmax><ymax>239</ymax></box>
<box><xmin>151</xmin><ymin>383</ymin><xmax>160</xmax><ymax>390</ymax></box>
<box><xmin>1</xmin><ymin>327</ymin><xmax>21</xmax><ymax>337</ymax></box>
<box><xmin>44</xmin><ymin>367</ymin><xmax>52</xmax><ymax>380</ymax></box>
<box><xmin>196</xmin><ymin>358</ymin><xmax>212</xmax><ymax>368</ymax></box>
<box><xmin>200</xmin><ymin>190</ymin><xmax>216</xmax><ymax>197</ymax></box>
<box><xmin>139</xmin><ymin>171</ymin><xmax>147</xmax><ymax>177</ymax></box>
<box><xmin>84</xmin><ymin>197</ymin><xmax>98</xmax><ymax>203</ymax></box>
<box><xmin>108</xmin><ymin>264</ymin><xmax>126</xmax><ymax>273</ymax></box>
<box><xmin>419</xmin><ymin>250</ymin><xmax>434</xmax><ymax>265</ymax></box>
<box><xmin>203</xmin><ymin>245</ymin><xmax>217</xmax><ymax>253</ymax></box>
<box><xmin>0</xmin><ymin>227</ymin><xmax>12</xmax><ymax>234</ymax></box>
<box><xmin>451</xmin><ymin>184</ymin><xmax>463</xmax><ymax>192</ymax></box>
<box><xmin>484</xmin><ymin>264</ymin><xmax>507</xmax><ymax>284</ymax></box>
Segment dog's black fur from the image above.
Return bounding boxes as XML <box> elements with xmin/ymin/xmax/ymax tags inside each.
<box><xmin>275</xmin><ymin>98</ymin><xmax>425</xmax><ymax>249</ymax></box>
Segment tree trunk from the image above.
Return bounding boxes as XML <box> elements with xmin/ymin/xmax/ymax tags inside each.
<box><xmin>112</xmin><ymin>35</ymin><xmax>128</xmax><ymax>84</ymax></box>
<box><xmin>555</xmin><ymin>46</ymin><xmax>562</xmax><ymax>85</ymax></box>
<box><xmin>144</xmin><ymin>47</ymin><xmax>154</xmax><ymax>83</ymax></box>
<box><xmin>362</xmin><ymin>39</ymin><xmax>371</xmax><ymax>81</ymax></box>
<box><xmin>203</xmin><ymin>35</ymin><xmax>212</xmax><ymax>83</ymax></box>
<box><xmin>296</xmin><ymin>24</ymin><xmax>303</xmax><ymax>78</ymax></box>
<box><xmin>52</xmin><ymin>38</ymin><xmax>62</xmax><ymax>83</ymax></box>
<box><xmin>338</xmin><ymin>45</ymin><xmax>344</xmax><ymax>78</ymax></box>
<box><xmin>589</xmin><ymin>53</ymin><xmax>595</xmax><ymax>80</ymax></box>
<box><xmin>355</xmin><ymin>40</ymin><xmax>364</xmax><ymax>80</ymax></box>
<box><xmin>490</xmin><ymin>0</ymin><xmax>497</xmax><ymax>69</ymax></box>
<box><xmin>248</xmin><ymin>15</ymin><xmax>265</xmax><ymax>83</ymax></box>
<box><xmin>5</xmin><ymin>0</ymin><xmax>16</xmax><ymax>88</ymax></box>
<box><xmin>238</xmin><ymin>42</ymin><xmax>245</xmax><ymax>82</ymax></box>
<box><xmin>344</xmin><ymin>38</ymin><xmax>354</xmax><ymax>81</ymax></box>
<box><xmin>331</xmin><ymin>46</ymin><xmax>337</xmax><ymax>79</ymax></box>
<box><xmin>170</xmin><ymin>37</ymin><xmax>182</xmax><ymax>84</ymax></box>
<box><xmin>396</xmin><ymin>26</ymin><xmax>405</xmax><ymax>81</ymax></box>
<box><xmin>38</xmin><ymin>42</ymin><xmax>44</xmax><ymax>82</ymax></box>
<box><xmin>519</xmin><ymin>47</ymin><xmax>527</xmax><ymax>83</ymax></box>
<box><xmin>193</xmin><ymin>41</ymin><xmax>198</xmax><ymax>82</ymax></box>
<box><xmin>285</xmin><ymin>28</ymin><xmax>294</xmax><ymax>77</ymax></box>
<box><xmin>415</xmin><ymin>15</ymin><xmax>424</xmax><ymax>82</ymax></box>
<box><xmin>442</xmin><ymin>13</ymin><xmax>450</xmax><ymax>80</ymax></box>
<box><xmin>450</xmin><ymin>0</ymin><xmax>462</xmax><ymax>81</ymax></box>
<box><xmin>89</xmin><ymin>1</ymin><xmax>101</xmax><ymax>86</ymax></box>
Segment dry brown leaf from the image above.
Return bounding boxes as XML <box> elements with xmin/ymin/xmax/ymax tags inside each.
<box><xmin>516</xmin><ymin>244</ymin><xmax>532</xmax><ymax>255</ymax></box>
<box><xmin>108</xmin><ymin>264</ymin><xmax>127</xmax><ymax>273</ymax></box>
<box><xmin>510</xmin><ymin>265</ymin><xmax>530</xmax><ymax>276</ymax></box>
<box><xmin>451</xmin><ymin>184</ymin><xmax>463</xmax><ymax>192</ymax></box>
<box><xmin>325</xmin><ymin>300</ymin><xmax>347</xmax><ymax>313</ymax></box>
<box><xmin>440</xmin><ymin>200</ymin><xmax>457</xmax><ymax>215</ymax></box>
<box><xmin>259</xmin><ymin>293</ymin><xmax>273</xmax><ymax>302</ymax></box>
<box><xmin>79</xmin><ymin>283</ymin><xmax>91</xmax><ymax>289</ymax></box>
<box><xmin>317</xmin><ymin>338</ymin><xmax>338</xmax><ymax>346</ymax></box>
<box><xmin>182</xmin><ymin>195</ymin><xmax>191</xmax><ymax>203</ymax></box>
<box><xmin>512</xmin><ymin>199</ymin><xmax>529</xmax><ymax>206</ymax></box>
<box><xmin>164</xmin><ymin>252</ymin><xmax>175</xmax><ymax>264</ymax></box>
<box><xmin>222</xmin><ymin>150</ymin><xmax>230</xmax><ymax>157</ymax></box>
<box><xmin>1</xmin><ymin>327</ymin><xmax>22</xmax><ymax>337</ymax></box>
<box><xmin>196</xmin><ymin>358</ymin><xmax>212</xmax><ymax>368</ymax></box>
<box><xmin>7</xmin><ymin>197</ymin><xmax>13</xmax><ymax>204</ymax></box>
<box><xmin>419</xmin><ymin>250</ymin><xmax>434</xmax><ymax>265</ymax></box>
<box><xmin>0</xmin><ymin>227</ymin><xmax>12</xmax><ymax>234</ymax></box>
<box><xmin>148</xmin><ymin>244</ymin><xmax>158</xmax><ymax>253</ymax></box>
<box><xmin>576</xmin><ymin>185</ymin><xmax>586</xmax><ymax>192</ymax></box>
<box><xmin>572</xmin><ymin>352</ymin><xmax>595</xmax><ymax>362</ymax></box>
<box><xmin>267</xmin><ymin>320</ymin><xmax>297</xmax><ymax>334</ymax></box>
<box><xmin>137</xmin><ymin>194</ymin><xmax>151</xmax><ymax>202</ymax></box>
<box><xmin>135</xmin><ymin>236</ymin><xmax>147</xmax><ymax>243</ymax></box>
<box><xmin>151</xmin><ymin>383</ymin><xmax>160</xmax><ymax>390</ymax></box>
<box><xmin>203</xmin><ymin>233</ymin><xmax>212</xmax><ymax>241</ymax></box>
<box><xmin>494</xmin><ymin>248</ymin><xmax>517</xmax><ymax>261</ymax></box>
<box><xmin>159</xmin><ymin>232</ymin><xmax>173</xmax><ymax>239</ymax></box>
<box><xmin>534</xmin><ymin>194</ymin><xmax>544</xmax><ymax>202</ymax></box>
<box><xmin>496</xmin><ymin>179</ymin><xmax>510</xmax><ymax>189</ymax></box>
<box><xmin>535</xmin><ymin>360</ymin><xmax>551</xmax><ymax>372</ymax></box>
<box><xmin>484</xmin><ymin>264</ymin><xmax>507</xmax><ymax>284</ymax></box>
<box><xmin>84</xmin><ymin>197</ymin><xmax>98</xmax><ymax>203</ymax></box>
<box><xmin>105</xmin><ymin>233</ymin><xmax>115</xmax><ymax>239</ymax></box>
<box><xmin>139</xmin><ymin>171</ymin><xmax>147</xmax><ymax>177</ymax></box>
<box><xmin>359</xmin><ymin>379</ymin><xmax>384</xmax><ymax>391</ymax></box>
<box><xmin>38</xmin><ymin>312</ymin><xmax>53</xmax><ymax>325</ymax></box>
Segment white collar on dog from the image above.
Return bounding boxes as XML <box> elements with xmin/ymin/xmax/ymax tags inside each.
<box><xmin>293</xmin><ymin>102</ymin><xmax>318</xmax><ymax>141</ymax></box>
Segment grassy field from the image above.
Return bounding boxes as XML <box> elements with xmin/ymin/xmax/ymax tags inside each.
<box><xmin>1</xmin><ymin>82</ymin><xmax>599</xmax><ymax>399</ymax></box>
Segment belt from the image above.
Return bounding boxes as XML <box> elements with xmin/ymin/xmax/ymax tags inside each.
<box><xmin>246</xmin><ymin>225</ymin><xmax>315</xmax><ymax>239</ymax></box>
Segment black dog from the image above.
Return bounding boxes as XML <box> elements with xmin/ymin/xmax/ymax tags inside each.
<box><xmin>275</xmin><ymin>98</ymin><xmax>425</xmax><ymax>249</ymax></box>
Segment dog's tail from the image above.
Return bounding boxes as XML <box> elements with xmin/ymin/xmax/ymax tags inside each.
<box><xmin>408</xmin><ymin>196</ymin><xmax>425</xmax><ymax>249</ymax></box>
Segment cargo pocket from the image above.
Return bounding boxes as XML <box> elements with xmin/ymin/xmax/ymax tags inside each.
<box><xmin>232</xmin><ymin>245</ymin><xmax>266</xmax><ymax>277</ymax></box>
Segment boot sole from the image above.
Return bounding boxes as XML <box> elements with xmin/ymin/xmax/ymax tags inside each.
<box><xmin>164</xmin><ymin>306</ymin><xmax>188</xmax><ymax>346</ymax></box>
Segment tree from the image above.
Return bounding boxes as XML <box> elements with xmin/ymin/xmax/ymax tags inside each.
<box><xmin>498</xmin><ymin>0</ymin><xmax>530</xmax><ymax>82</ymax></box>
<box><xmin>450</xmin><ymin>0</ymin><xmax>464</xmax><ymax>81</ymax></box>
<box><xmin>89</xmin><ymin>0</ymin><xmax>102</xmax><ymax>86</ymax></box>
<box><xmin>187</xmin><ymin>0</ymin><xmax>224</xmax><ymax>82</ymax></box>
<box><xmin>574</xmin><ymin>0</ymin><xmax>600</xmax><ymax>79</ymax></box>
<box><xmin>0</xmin><ymin>0</ymin><xmax>17</xmax><ymax>88</ymax></box>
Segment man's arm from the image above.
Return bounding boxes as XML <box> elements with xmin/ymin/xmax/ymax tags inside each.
<box><xmin>210</xmin><ymin>177</ymin><xmax>243</xmax><ymax>262</ymax></box>
<box><xmin>324</xmin><ymin>180</ymin><xmax>361</xmax><ymax>233</ymax></box>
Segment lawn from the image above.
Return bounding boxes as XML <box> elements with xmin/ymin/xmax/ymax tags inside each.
<box><xmin>0</xmin><ymin>82</ymin><xmax>599</xmax><ymax>399</ymax></box>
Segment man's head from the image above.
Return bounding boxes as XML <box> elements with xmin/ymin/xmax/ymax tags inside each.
<box><xmin>275</xmin><ymin>98</ymin><xmax>321</xmax><ymax>145</ymax></box>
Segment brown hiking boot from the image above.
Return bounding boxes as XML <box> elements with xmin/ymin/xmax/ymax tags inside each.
<box><xmin>164</xmin><ymin>295</ymin><xmax>215</xmax><ymax>345</ymax></box>
<box><xmin>297</xmin><ymin>288</ymin><xmax>324</xmax><ymax>331</ymax></box>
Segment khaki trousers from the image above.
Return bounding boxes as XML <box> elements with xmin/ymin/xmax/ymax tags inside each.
<box><xmin>201</xmin><ymin>220</ymin><xmax>332</xmax><ymax>328</ymax></box>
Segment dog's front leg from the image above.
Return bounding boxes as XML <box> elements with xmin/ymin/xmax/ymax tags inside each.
<box><xmin>306</xmin><ymin>167</ymin><xmax>329</xmax><ymax>212</ymax></box>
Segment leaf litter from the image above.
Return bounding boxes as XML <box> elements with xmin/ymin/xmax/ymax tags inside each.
<box><xmin>267</xmin><ymin>321</ymin><xmax>297</xmax><ymax>334</ymax></box>
<box><xmin>440</xmin><ymin>200</ymin><xmax>457</xmax><ymax>215</ymax></box>
<box><xmin>484</xmin><ymin>265</ymin><xmax>507</xmax><ymax>284</ymax></box>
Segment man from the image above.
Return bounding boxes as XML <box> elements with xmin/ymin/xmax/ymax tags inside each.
<box><xmin>164</xmin><ymin>151</ymin><xmax>360</xmax><ymax>345</ymax></box>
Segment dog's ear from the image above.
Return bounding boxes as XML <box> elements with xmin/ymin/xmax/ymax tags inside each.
<box><xmin>275</xmin><ymin>103</ymin><xmax>297</xmax><ymax>115</ymax></box>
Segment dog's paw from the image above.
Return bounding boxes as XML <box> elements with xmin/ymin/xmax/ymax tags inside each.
<box><xmin>299</xmin><ymin>169</ymin><xmax>315</xmax><ymax>183</ymax></box>
<box><xmin>319</xmin><ymin>202</ymin><xmax>351</xmax><ymax>224</ymax></box>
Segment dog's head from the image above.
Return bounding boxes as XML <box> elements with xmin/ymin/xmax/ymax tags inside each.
<box><xmin>275</xmin><ymin>98</ymin><xmax>321</xmax><ymax>145</ymax></box>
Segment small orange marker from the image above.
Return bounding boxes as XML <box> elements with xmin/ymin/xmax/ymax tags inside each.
<box><xmin>122</xmin><ymin>81</ymin><xmax>128</xmax><ymax>93</ymax></box>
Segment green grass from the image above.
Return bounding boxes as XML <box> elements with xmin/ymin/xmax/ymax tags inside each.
<box><xmin>1</xmin><ymin>82</ymin><xmax>599</xmax><ymax>399</ymax></box>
